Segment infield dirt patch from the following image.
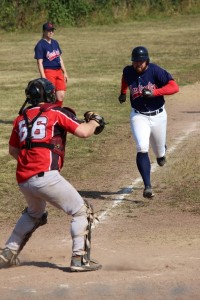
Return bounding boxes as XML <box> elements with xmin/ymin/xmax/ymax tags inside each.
<box><xmin>0</xmin><ymin>83</ymin><xmax>200</xmax><ymax>299</ymax></box>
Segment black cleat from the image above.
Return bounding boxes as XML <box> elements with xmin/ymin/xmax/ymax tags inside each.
<box><xmin>143</xmin><ymin>186</ymin><xmax>154</xmax><ymax>198</ymax></box>
<box><xmin>70</xmin><ymin>255</ymin><xmax>102</xmax><ymax>272</ymax></box>
<box><xmin>0</xmin><ymin>248</ymin><xmax>20</xmax><ymax>268</ymax></box>
<box><xmin>156</xmin><ymin>156</ymin><xmax>166</xmax><ymax>167</ymax></box>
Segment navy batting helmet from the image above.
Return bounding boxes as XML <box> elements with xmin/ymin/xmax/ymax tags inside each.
<box><xmin>25</xmin><ymin>78</ymin><xmax>56</xmax><ymax>106</ymax></box>
<box><xmin>131</xmin><ymin>46</ymin><xmax>149</xmax><ymax>62</ymax></box>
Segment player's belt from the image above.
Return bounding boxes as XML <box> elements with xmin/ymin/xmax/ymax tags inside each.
<box><xmin>134</xmin><ymin>108</ymin><xmax>163</xmax><ymax>116</ymax></box>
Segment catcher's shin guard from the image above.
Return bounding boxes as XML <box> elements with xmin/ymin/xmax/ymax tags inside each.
<box><xmin>17</xmin><ymin>208</ymin><xmax>48</xmax><ymax>256</ymax></box>
<box><xmin>72</xmin><ymin>201</ymin><xmax>99</xmax><ymax>261</ymax></box>
<box><xmin>83</xmin><ymin>201</ymin><xmax>98</xmax><ymax>263</ymax></box>
<box><xmin>70</xmin><ymin>201</ymin><xmax>101</xmax><ymax>272</ymax></box>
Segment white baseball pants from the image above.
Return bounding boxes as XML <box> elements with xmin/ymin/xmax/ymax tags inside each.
<box><xmin>130</xmin><ymin>107</ymin><xmax>167</xmax><ymax>158</ymax></box>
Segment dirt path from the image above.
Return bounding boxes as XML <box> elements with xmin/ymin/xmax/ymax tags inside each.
<box><xmin>0</xmin><ymin>83</ymin><xmax>200</xmax><ymax>300</ymax></box>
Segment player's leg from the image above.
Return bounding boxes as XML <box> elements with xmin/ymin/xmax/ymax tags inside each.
<box><xmin>0</xmin><ymin>180</ymin><xmax>47</xmax><ymax>268</ymax></box>
<box><xmin>44</xmin><ymin>69</ymin><xmax>64</xmax><ymax>105</ymax></box>
<box><xmin>44</xmin><ymin>69</ymin><xmax>56</xmax><ymax>87</ymax></box>
<box><xmin>150</xmin><ymin>109</ymin><xmax>167</xmax><ymax>166</ymax></box>
<box><xmin>55</xmin><ymin>90</ymin><xmax>65</xmax><ymax>106</ymax></box>
<box><xmin>55</xmin><ymin>69</ymin><xmax>66</xmax><ymax>106</ymax></box>
<box><xmin>130</xmin><ymin>111</ymin><xmax>154</xmax><ymax>198</ymax></box>
<box><xmin>70</xmin><ymin>203</ymin><xmax>102</xmax><ymax>272</ymax></box>
<box><xmin>28</xmin><ymin>170</ymin><xmax>101</xmax><ymax>271</ymax></box>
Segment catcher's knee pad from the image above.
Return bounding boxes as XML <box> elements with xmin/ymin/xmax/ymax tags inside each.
<box><xmin>17</xmin><ymin>208</ymin><xmax>48</xmax><ymax>254</ymax></box>
<box><xmin>73</xmin><ymin>201</ymin><xmax>99</xmax><ymax>262</ymax></box>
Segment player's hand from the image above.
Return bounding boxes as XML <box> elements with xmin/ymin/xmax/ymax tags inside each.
<box><xmin>142</xmin><ymin>88</ymin><xmax>154</xmax><ymax>98</ymax></box>
<box><xmin>84</xmin><ymin>111</ymin><xmax>107</xmax><ymax>135</ymax></box>
<box><xmin>118</xmin><ymin>93</ymin><xmax>126</xmax><ymax>103</ymax></box>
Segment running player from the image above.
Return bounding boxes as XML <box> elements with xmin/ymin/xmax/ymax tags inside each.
<box><xmin>118</xmin><ymin>46</ymin><xmax>179</xmax><ymax>198</ymax></box>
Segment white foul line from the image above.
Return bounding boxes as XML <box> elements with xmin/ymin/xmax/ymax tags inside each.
<box><xmin>97</xmin><ymin>123</ymin><xmax>198</xmax><ymax>223</ymax></box>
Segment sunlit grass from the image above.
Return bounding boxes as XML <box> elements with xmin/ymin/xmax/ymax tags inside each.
<box><xmin>0</xmin><ymin>14</ymin><xmax>200</xmax><ymax>220</ymax></box>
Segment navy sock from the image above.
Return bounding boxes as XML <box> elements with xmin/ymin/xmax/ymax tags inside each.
<box><xmin>136</xmin><ymin>152</ymin><xmax>151</xmax><ymax>187</ymax></box>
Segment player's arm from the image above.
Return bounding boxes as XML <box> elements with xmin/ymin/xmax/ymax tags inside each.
<box><xmin>9</xmin><ymin>145</ymin><xmax>20</xmax><ymax>160</ymax></box>
<box><xmin>142</xmin><ymin>80</ymin><xmax>179</xmax><ymax>98</ymax></box>
<box><xmin>37</xmin><ymin>59</ymin><xmax>46</xmax><ymax>78</ymax></box>
<box><xmin>74</xmin><ymin>120</ymin><xmax>100</xmax><ymax>138</ymax></box>
<box><xmin>153</xmin><ymin>80</ymin><xmax>179</xmax><ymax>96</ymax></box>
<box><xmin>57</xmin><ymin>108</ymin><xmax>101</xmax><ymax>138</ymax></box>
<box><xmin>121</xmin><ymin>76</ymin><xmax>128</xmax><ymax>94</ymax></box>
<box><xmin>118</xmin><ymin>76</ymin><xmax>128</xmax><ymax>103</ymax></box>
<box><xmin>60</xmin><ymin>56</ymin><xmax>68</xmax><ymax>82</ymax></box>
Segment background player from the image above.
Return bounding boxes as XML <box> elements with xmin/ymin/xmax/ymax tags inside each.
<box><xmin>34</xmin><ymin>23</ymin><xmax>68</xmax><ymax>106</ymax></box>
<box><xmin>118</xmin><ymin>46</ymin><xmax>179</xmax><ymax>198</ymax></box>
<box><xmin>0</xmin><ymin>78</ymin><xmax>105</xmax><ymax>272</ymax></box>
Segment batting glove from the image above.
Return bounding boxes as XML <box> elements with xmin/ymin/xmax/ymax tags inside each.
<box><xmin>118</xmin><ymin>93</ymin><xmax>126</xmax><ymax>103</ymax></box>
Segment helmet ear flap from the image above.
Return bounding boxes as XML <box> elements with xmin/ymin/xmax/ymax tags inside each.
<box><xmin>36</xmin><ymin>78</ymin><xmax>56</xmax><ymax>104</ymax></box>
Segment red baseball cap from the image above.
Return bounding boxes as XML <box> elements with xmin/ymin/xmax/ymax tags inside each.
<box><xmin>42</xmin><ymin>23</ymin><xmax>55</xmax><ymax>31</ymax></box>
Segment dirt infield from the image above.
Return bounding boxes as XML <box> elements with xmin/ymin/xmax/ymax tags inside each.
<box><xmin>0</xmin><ymin>83</ymin><xmax>200</xmax><ymax>300</ymax></box>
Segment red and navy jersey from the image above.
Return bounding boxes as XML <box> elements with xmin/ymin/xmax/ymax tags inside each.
<box><xmin>9</xmin><ymin>104</ymin><xmax>80</xmax><ymax>183</ymax></box>
<box><xmin>34</xmin><ymin>39</ymin><xmax>62</xmax><ymax>69</ymax></box>
<box><xmin>122</xmin><ymin>63</ymin><xmax>174</xmax><ymax>111</ymax></box>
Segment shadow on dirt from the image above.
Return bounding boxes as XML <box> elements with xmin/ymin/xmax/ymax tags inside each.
<box><xmin>79</xmin><ymin>189</ymin><xmax>147</xmax><ymax>207</ymax></box>
<box><xmin>78</xmin><ymin>190</ymin><xmax>119</xmax><ymax>200</ymax></box>
<box><xmin>78</xmin><ymin>186</ymin><xmax>143</xmax><ymax>201</ymax></box>
<box><xmin>182</xmin><ymin>111</ymin><xmax>200</xmax><ymax>113</ymax></box>
<box><xmin>21</xmin><ymin>261</ymin><xmax>71</xmax><ymax>272</ymax></box>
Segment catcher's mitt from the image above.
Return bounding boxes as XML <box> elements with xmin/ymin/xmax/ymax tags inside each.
<box><xmin>84</xmin><ymin>111</ymin><xmax>106</xmax><ymax>135</ymax></box>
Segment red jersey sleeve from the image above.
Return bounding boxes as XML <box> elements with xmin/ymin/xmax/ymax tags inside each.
<box><xmin>121</xmin><ymin>76</ymin><xmax>128</xmax><ymax>94</ymax></box>
<box><xmin>56</xmin><ymin>110</ymin><xmax>80</xmax><ymax>133</ymax></box>
<box><xmin>153</xmin><ymin>80</ymin><xmax>179</xmax><ymax>96</ymax></box>
<box><xmin>9</xmin><ymin>118</ymin><xmax>20</xmax><ymax>148</ymax></box>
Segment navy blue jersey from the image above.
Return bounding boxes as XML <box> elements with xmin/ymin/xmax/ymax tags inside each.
<box><xmin>123</xmin><ymin>63</ymin><xmax>173</xmax><ymax>111</ymax></box>
<box><xmin>34</xmin><ymin>39</ymin><xmax>62</xmax><ymax>70</ymax></box>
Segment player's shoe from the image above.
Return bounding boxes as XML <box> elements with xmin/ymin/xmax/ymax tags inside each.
<box><xmin>0</xmin><ymin>247</ymin><xmax>20</xmax><ymax>268</ymax></box>
<box><xmin>143</xmin><ymin>186</ymin><xmax>154</xmax><ymax>198</ymax></box>
<box><xmin>70</xmin><ymin>255</ymin><xmax>102</xmax><ymax>272</ymax></box>
<box><xmin>157</xmin><ymin>156</ymin><xmax>166</xmax><ymax>167</ymax></box>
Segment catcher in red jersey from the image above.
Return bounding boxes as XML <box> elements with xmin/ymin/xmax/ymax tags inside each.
<box><xmin>0</xmin><ymin>78</ymin><xmax>106</xmax><ymax>272</ymax></box>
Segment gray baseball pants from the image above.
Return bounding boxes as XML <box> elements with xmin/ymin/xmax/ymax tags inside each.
<box><xmin>5</xmin><ymin>170</ymin><xmax>88</xmax><ymax>256</ymax></box>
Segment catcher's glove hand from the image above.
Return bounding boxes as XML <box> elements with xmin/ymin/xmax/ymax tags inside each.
<box><xmin>84</xmin><ymin>111</ymin><xmax>107</xmax><ymax>135</ymax></box>
<box><xmin>118</xmin><ymin>93</ymin><xmax>126</xmax><ymax>103</ymax></box>
<box><xmin>142</xmin><ymin>88</ymin><xmax>154</xmax><ymax>98</ymax></box>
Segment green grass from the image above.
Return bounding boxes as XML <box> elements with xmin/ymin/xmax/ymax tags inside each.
<box><xmin>158</xmin><ymin>136</ymin><xmax>200</xmax><ymax>213</ymax></box>
<box><xmin>0</xmin><ymin>14</ymin><xmax>200</xmax><ymax>220</ymax></box>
